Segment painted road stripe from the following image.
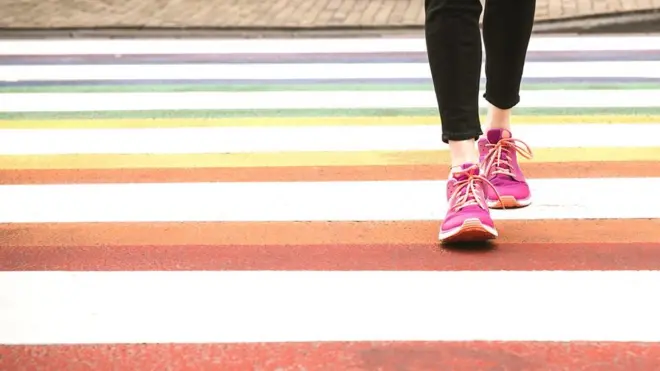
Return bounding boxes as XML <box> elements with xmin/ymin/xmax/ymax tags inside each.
<box><xmin>3</xmin><ymin>82</ymin><xmax>660</xmax><ymax>94</ymax></box>
<box><xmin>1</xmin><ymin>116</ymin><xmax>658</xmax><ymax>129</ymax></box>
<box><xmin>3</xmin><ymin>62</ymin><xmax>659</xmax><ymax>82</ymax></box>
<box><xmin>2</xmin><ymin>342</ymin><xmax>658</xmax><ymax>371</ymax></box>
<box><xmin>0</xmin><ymin>147</ymin><xmax>656</xmax><ymax>169</ymax></box>
<box><xmin>2</xmin><ymin>271</ymin><xmax>660</xmax><ymax>343</ymax></box>
<box><xmin>2</xmin><ymin>90</ymin><xmax>659</xmax><ymax>112</ymax></box>
<box><xmin>1</xmin><ymin>162</ymin><xmax>658</xmax><ymax>185</ymax></box>
<box><xmin>0</xmin><ymin>178</ymin><xmax>657</xmax><ymax>222</ymax></box>
<box><xmin>4</xmin><ymin>241</ymin><xmax>660</xmax><ymax>271</ymax></box>
<box><xmin>0</xmin><ymin>124</ymin><xmax>655</xmax><ymax>155</ymax></box>
<box><xmin>1</xmin><ymin>36</ymin><xmax>659</xmax><ymax>55</ymax></box>
<box><xmin>4</xmin><ymin>77</ymin><xmax>660</xmax><ymax>89</ymax></box>
<box><xmin>4</xmin><ymin>107</ymin><xmax>660</xmax><ymax>120</ymax></box>
<box><xmin>6</xmin><ymin>241</ymin><xmax>660</xmax><ymax>272</ymax></box>
<box><xmin>3</xmin><ymin>50</ymin><xmax>660</xmax><ymax>65</ymax></box>
<box><xmin>2</xmin><ymin>219</ymin><xmax>657</xmax><ymax>247</ymax></box>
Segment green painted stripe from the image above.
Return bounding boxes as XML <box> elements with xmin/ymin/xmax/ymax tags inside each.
<box><xmin>2</xmin><ymin>83</ymin><xmax>660</xmax><ymax>93</ymax></box>
<box><xmin>2</xmin><ymin>107</ymin><xmax>660</xmax><ymax>120</ymax></box>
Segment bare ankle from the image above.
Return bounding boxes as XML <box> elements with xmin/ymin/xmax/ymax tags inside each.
<box><xmin>448</xmin><ymin>139</ymin><xmax>478</xmax><ymax>168</ymax></box>
<box><xmin>485</xmin><ymin>104</ymin><xmax>512</xmax><ymax>132</ymax></box>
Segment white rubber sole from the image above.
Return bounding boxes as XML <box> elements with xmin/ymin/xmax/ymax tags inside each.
<box><xmin>487</xmin><ymin>196</ymin><xmax>532</xmax><ymax>209</ymax></box>
<box><xmin>439</xmin><ymin>218</ymin><xmax>498</xmax><ymax>243</ymax></box>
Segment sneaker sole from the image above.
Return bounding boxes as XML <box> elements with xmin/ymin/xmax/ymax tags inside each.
<box><xmin>488</xmin><ymin>196</ymin><xmax>532</xmax><ymax>209</ymax></box>
<box><xmin>439</xmin><ymin>218</ymin><xmax>498</xmax><ymax>243</ymax></box>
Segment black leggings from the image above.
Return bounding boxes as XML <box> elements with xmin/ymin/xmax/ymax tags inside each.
<box><xmin>424</xmin><ymin>0</ymin><xmax>536</xmax><ymax>143</ymax></box>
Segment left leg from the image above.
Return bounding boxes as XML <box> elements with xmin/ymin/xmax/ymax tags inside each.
<box><xmin>478</xmin><ymin>0</ymin><xmax>536</xmax><ymax>209</ymax></box>
<box><xmin>424</xmin><ymin>0</ymin><xmax>499</xmax><ymax>243</ymax></box>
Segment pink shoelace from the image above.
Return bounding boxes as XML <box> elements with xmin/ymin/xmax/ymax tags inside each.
<box><xmin>448</xmin><ymin>165</ymin><xmax>503</xmax><ymax>212</ymax></box>
<box><xmin>482</xmin><ymin>137</ymin><xmax>533</xmax><ymax>178</ymax></box>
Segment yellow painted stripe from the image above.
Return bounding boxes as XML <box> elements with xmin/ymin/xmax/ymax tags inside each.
<box><xmin>1</xmin><ymin>147</ymin><xmax>657</xmax><ymax>169</ymax></box>
<box><xmin>1</xmin><ymin>115</ymin><xmax>660</xmax><ymax>129</ymax></box>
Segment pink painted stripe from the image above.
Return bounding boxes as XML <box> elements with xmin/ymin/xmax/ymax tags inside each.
<box><xmin>2</xmin><ymin>342</ymin><xmax>659</xmax><ymax>371</ymax></box>
<box><xmin>3</xmin><ymin>243</ymin><xmax>660</xmax><ymax>271</ymax></box>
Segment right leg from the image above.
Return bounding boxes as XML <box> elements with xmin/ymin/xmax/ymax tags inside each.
<box><xmin>425</xmin><ymin>0</ymin><xmax>499</xmax><ymax>243</ymax></box>
<box><xmin>477</xmin><ymin>0</ymin><xmax>536</xmax><ymax>209</ymax></box>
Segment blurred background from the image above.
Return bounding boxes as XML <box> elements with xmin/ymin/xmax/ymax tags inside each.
<box><xmin>2</xmin><ymin>0</ymin><xmax>660</xmax><ymax>37</ymax></box>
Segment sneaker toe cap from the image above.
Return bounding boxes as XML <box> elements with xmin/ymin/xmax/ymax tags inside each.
<box><xmin>488</xmin><ymin>181</ymin><xmax>530</xmax><ymax>200</ymax></box>
<box><xmin>441</xmin><ymin>206</ymin><xmax>495</xmax><ymax>231</ymax></box>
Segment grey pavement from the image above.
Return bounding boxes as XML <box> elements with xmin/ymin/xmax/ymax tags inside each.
<box><xmin>1</xmin><ymin>0</ymin><xmax>659</xmax><ymax>30</ymax></box>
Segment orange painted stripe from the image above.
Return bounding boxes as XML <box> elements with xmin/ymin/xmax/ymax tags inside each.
<box><xmin>0</xmin><ymin>161</ymin><xmax>657</xmax><ymax>184</ymax></box>
<box><xmin>2</xmin><ymin>342</ymin><xmax>659</xmax><ymax>371</ymax></box>
<box><xmin>3</xmin><ymin>219</ymin><xmax>657</xmax><ymax>247</ymax></box>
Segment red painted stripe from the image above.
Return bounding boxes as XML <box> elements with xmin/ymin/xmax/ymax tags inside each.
<box><xmin>3</xmin><ymin>242</ymin><xmax>660</xmax><ymax>271</ymax></box>
<box><xmin>2</xmin><ymin>342</ymin><xmax>659</xmax><ymax>371</ymax></box>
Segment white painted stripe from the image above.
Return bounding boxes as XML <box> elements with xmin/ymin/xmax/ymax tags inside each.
<box><xmin>1</xmin><ymin>90</ymin><xmax>658</xmax><ymax>112</ymax></box>
<box><xmin>0</xmin><ymin>36</ymin><xmax>658</xmax><ymax>55</ymax></box>
<box><xmin>2</xmin><ymin>61</ymin><xmax>659</xmax><ymax>81</ymax></box>
<box><xmin>0</xmin><ymin>124</ymin><xmax>656</xmax><ymax>155</ymax></box>
<box><xmin>2</xmin><ymin>271</ymin><xmax>660</xmax><ymax>344</ymax></box>
<box><xmin>0</xmin><ymin>178</ymin><xmax>657</xmax><ymax>222</ymax></box>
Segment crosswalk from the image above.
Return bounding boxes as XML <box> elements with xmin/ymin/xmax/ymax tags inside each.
<box><xmin>1</xmin><ymin>34</ymin><xmax>660</xmax><ymax>370</ymax></box>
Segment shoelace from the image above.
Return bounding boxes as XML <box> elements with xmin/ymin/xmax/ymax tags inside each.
<box><xmin>482</xmin><ymin>138</ymin><xmax>533</xmax><ymax>178</ymax></box>
<box><xmin>449</xmin><ymin>166</ymin><xmax>503</xmax><ymax>211</ymax></box>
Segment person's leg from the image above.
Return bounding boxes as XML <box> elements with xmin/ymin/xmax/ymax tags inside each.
<box><xmin>425</xmin><ymin>0</ymin><xmax>483</xmax><ymax>167</ymax></box>
<box><xmin>477</xmin><ymin>0</ymin><xmax>536</xmax><ymax>209</ymax></box>
<box><xmin>425</xmin><ymin>0</ymin><xmax>498</xmax><ymax>243</ymax></box>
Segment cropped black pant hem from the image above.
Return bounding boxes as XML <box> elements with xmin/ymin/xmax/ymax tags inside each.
<box><xmin>425</xmin><ymin>0</ymin><xmax>536</xmax><ymax>144</ymax></box>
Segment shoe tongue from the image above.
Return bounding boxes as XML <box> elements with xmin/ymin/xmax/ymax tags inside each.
<box><xmin>486</xmin><ymin>129</ymin><xmax>519</xmax><ymax>182</ymax></box>
<box><xmin>486</xmin><ymin>128</ymin><xmax>511</xmax><ymax>144</ymax></box>
<box><xmin>452</xmin><ymin>163</ymin><xmax>479</xmax><ymax>181</ymax></box>
<box><xmin>486</xmin><ymin>129</ymin><xmax>514</xmax><ymax>172</ymax></box>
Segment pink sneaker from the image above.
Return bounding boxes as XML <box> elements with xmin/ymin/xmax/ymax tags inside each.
<box><xmin>478</xmin><ymin>129</ymin><xmax>533</xmax><ymax>209</ymax></box>
<box><xmin>439</xmin><ymin>163</ymin><xmax>502</xmax><ymax>243</ymax></box>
